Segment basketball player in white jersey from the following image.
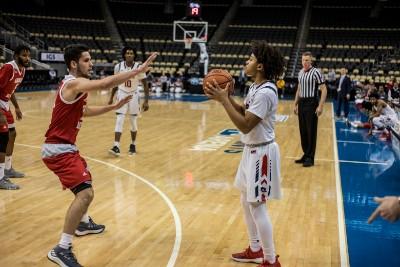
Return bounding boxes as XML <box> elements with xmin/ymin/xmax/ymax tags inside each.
<box><xmin>204</xmin><ymin>41</ymin><xmax>285</xmax><ymax>267</ymax></box>
<box><xmin>368</xmin><ymin>92</ymin><xmax>399</xmax><ymax>140</ymax></box>
<box><xmin>108</xmin><ymin>46</ymin><xmax>150</xmax><ymax>156</ymax></box>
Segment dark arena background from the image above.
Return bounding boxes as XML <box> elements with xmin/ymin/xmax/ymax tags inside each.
<box><xmin>1</xmin><ymin>0</ymin><xmax>400</xmax><ymax>267</ymax></box>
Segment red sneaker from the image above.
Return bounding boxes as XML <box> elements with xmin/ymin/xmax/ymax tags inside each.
<box><xmin>257</xmin><ymin>255</ymin><xmax>281</xmax><ymax>267</ymax></box>
<box><xmin>231</xmin><ymin>246</ymin><xmax>263</xmax><ymax>263</ymax></box>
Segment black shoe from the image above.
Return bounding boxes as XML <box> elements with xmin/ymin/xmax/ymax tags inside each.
<box><xmin>47</xmin><ymin>245</ymin><xmax>82</xmax><ymax>267</ymax></box>
<box><xmin>303</xmin><ymin>158</ymin><xmax>314</xmax><ymax>167</ymax></box>
<box><xmin>295</xmin><ymin>156</ymin><xmax>305</xmax><ymax>164</ymax></box>
<box><xmin>75</xmin><ymin>216</ymin><xmax>105</xmax><ymax>236</ymax></box>
<box><xmin>109</xmin><ymin>145</ymin><xmax>120</xmax><ymax>157</ymax></box>
<box><xmin>128</xmin><ymin>144</ymin><xmax>136</xmax><ymax>155</ymax></box>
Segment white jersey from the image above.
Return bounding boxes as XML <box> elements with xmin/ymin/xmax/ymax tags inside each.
<box><xmin>381</xmin><ymin>104</ymin><xmax>397</xmax><ymax>120</ymax></box>
<box><xmin>241</xmin><ymin>81</ymin><xmax>278</xmax><ymax>144</ymax></box>
<box><xmin>114</xmin><ymin>61</ymin><xmax>146</xmax><ymax>93</ymax></box>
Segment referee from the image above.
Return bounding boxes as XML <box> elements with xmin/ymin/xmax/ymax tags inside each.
<box><xmin>294</xmin><ymin>51</ymin><xmax>327</xmax><ymax>167</ymax></box>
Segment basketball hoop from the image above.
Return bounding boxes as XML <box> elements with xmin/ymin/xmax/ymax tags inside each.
<box><xmin>184</xmin><ymin>37</ymin><xmax>192</xmax><ymax>49</ymax></box>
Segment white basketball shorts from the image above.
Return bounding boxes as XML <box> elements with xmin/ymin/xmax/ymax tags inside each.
<box><xmin>234</xmin><ymin>142</ymin><xmax>282</xmax><ymax>203</ymax></box>
<box><xmin>115</xmin><ymin>90</ymin><xmax>140</xmax><ymax>115</ymax></box>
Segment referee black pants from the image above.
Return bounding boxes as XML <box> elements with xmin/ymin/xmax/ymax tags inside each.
<box><xmin>298</xmin><ymin>98</ymin><xmax>319</xmax><ymax>161</ymax></box>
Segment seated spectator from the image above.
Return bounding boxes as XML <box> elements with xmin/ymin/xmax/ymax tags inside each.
<box><xmin>388</xmin><ymin>81</ymin><xmax>399</xmax><ymax>101</ymax></box>
<box><xmin>368</xmin><ymin>93</ymin><xmax>399</xmax><ymax>140</ymax></box>
<box><xmin>378</xmin><ymin>85</ymin><xmax>386</xmax><ymax>99</ymax></box>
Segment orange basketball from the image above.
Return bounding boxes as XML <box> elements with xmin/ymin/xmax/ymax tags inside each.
<box><xmin>203</xmin><ymin>69</ymin><xmax>234</xmax><ymax>94</ymax></box>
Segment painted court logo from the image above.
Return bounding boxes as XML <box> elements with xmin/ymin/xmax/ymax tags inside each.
<box><xmin>189</xmin><ymin>129</ymin><xmax>240</xmax><ymax>151</ymax></box>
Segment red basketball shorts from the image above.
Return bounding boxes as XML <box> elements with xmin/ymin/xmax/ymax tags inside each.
<box><xmin>42</xmin><ymin>151</ymin><xmax>92</xmax><ymax>189</ymax></box>
<box><xmin>0</xmin><ymin>108</ymin><xmax>14</xmax><ymax>132</ymax></box>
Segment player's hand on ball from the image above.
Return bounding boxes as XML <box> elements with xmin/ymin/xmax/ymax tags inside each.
<box><xmin>204</xmin><ymin>79</ymin><xmax>231</xmax><ymax>102</ymax></box>
<box><xmin>114</xmin><ymin>95</ymin><xmax>132</xmax><ymax>109</ymax></box>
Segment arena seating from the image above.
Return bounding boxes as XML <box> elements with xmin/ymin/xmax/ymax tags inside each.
<box><xmin>1</xmin><ymin>0</ymin><xmax>399</xmax><ymax>83</ymax></box>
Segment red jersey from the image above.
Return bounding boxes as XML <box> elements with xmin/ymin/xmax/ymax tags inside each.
<box><xmin>0</xmin><ymin>61</ymin><xmax>25</xmax><ymax>110</ymax></box>
<box><xmin>45</xmin><ymin>75</ymin><xmax>87</xmax><ymax>145</ymax></box>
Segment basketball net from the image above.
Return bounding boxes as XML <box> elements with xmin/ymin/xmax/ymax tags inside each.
<box><xmin>184</xmin><ymin>37</ymin><xmax>192</xmax><ymax>49</ymax></box>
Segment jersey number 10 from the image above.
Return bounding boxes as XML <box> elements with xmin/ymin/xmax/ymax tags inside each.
<box><xmin>125</xmin><ymin>80</ymin><xmax>132</xmax><ymax>88</ymax></box>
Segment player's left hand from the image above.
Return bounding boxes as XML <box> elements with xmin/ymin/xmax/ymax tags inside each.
<box><xmin>142</xmin><ymin>101</ymin><xmax>149</xmax><ymax>112</ymax></box>
<box><xmin>114</xmin><ymin>95</ymin><xmax>132</xmax><ymax>109</ymax></box>
<box><xmin>204</xmin><ymin>79</ymin><xmax>230</xmax><ymax>103</ymax></box>
<box><xmin>15</xmin><ymin>108</ymin><xmax>23</xmax><ymax>120</ymax></box>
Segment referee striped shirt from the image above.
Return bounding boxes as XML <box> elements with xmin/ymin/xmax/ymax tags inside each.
<box><xmin>298</xmin><ymin>67</ymin><xmax>325</xmax><ymax>98</ymax></box>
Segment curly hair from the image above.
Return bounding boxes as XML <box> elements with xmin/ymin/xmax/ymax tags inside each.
<box><xmin>251</xmin><ymin>41</ymin><xmax>285</xmax><ymax>80</ymax></box>
<box><xmin>121</xmin><ymin>46</ymin><xmax>137</xmax><ymax>61</ymax></box>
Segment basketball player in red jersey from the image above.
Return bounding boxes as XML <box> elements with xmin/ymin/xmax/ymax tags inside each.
<box><xmin>42</xmin><ymin>44</ymin><xmax>157</xmax><ymax>267</ymax></box>
<box><xmin>0</xmin><ymin>45</ymin><xmax>30</xmax><ymax>190</ymax></box>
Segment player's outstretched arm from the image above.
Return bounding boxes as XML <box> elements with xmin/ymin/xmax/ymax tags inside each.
<box><xmin>65</xmin><ymin>53</ymin><xmax>158</xmax><ymax>99</ymax></box>
<box><xmin>84</xmin><ymin>95</ymin><xmax>132</xmax><ymax>117</ymax></box>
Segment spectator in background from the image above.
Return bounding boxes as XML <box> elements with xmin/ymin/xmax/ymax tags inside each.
<box><xmin>276</xmin><ymin>79</ymin><xmax>285</xmax><ymax>99</ymax></box>
<box><xmin>327</xmin><ymin>68</ymin><xmax>336</xmax><ymax>99</ymax></box>
<box><xmin>146</xmin><ymin>71</ymin><xmax>154</xmax><ymax>91</ymax></box>
<box><xmin>335</xmin><ymin>68</ymin><xmax>352</xmax><ymax>121</ymax></box>
<box><xmin>378</xmin><ymin>85</ymin><xmax>386</xmax><ymax>99</ymax></box>
<box><xmin>160</xmin><ymin>72</ymin><xmax>168</xmax><ymax>92</ymax></box>
<box><xmin>238</xmin><ymin>68</ymin><xmax>248</xmax><ymax>96</ymax></box>
<box><xmin>388</xmin><ymin>81</ymin><xmax>399</xmax><ymax>101</ymax></box>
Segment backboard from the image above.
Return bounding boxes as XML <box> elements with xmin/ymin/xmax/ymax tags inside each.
<box><xmin>173</xmin><ymin>20</ymin><xmax>208</xmax><ymax>43</ymax></box>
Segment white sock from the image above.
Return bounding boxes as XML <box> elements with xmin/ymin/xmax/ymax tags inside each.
<box><xmin>59</xmin><ymin>233</ymin><xmax>73</xmax><ymax>249</ymax></box>
<box><xmin>241</xmin><ymin>193</ymin><xmax>261</xmax><ymax>252</ymax></box>
<box><xmin>0</xmin><ymin>163</ymin><xmax>5</xmax><ymax>179</ymax></box>
<box><xmin>114</xmin><ymin>141</ymin><xmax>120</xmax><ymax>147</ymax></box>
<box><xmin>250</xmin><ymin>203</ymin><xmax>276</xmax><ymax>263</ymax></box>
<box><xmin>131</xmin><ymin>141</ymin><xmax>136</xmax><ymax>145</ymax></box>
<box><xmin>81</xmin><ymin>213</ymin><xmax>90</xmax><ymax>223</ymax></box>
<box><xmin>5</xmin><ymin>156</ymin><xmax>11</xmax><ymax>170</ymax></box>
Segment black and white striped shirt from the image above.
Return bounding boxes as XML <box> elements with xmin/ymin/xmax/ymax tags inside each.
<box><xmin>298</xmin><ymin>67</ymin><xmax>325</xmax><ymax>98</ymax></box>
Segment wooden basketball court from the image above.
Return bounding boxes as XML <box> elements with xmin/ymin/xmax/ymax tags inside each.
<box><xmin>0</xmin><ymin>91</ymin><xmax>343</xmax><ymax>267</ymax></box>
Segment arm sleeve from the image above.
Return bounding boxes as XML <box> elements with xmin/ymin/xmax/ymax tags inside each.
<box><xmin>314</xmin><ymin>68</ymin><xmax>325</xmax><ymax>85</ymax></box>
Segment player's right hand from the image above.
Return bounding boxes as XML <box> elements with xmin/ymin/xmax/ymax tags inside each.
<box><xmin>138</xmin><ymin>52</ymin><xmax>159</xmax><ymax>73</ymax></box>
<box><xmin>293</xmin><ymin>104</ymin><xmax>298</xmax><ymax>115</ymax></box>
<box><xmin>113</xmin><ymin>95</ymin><xmax>132</xmax><ymax>109</ymax></box>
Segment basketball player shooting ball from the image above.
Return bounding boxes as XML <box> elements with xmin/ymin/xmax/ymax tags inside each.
<box><xmin>42</xmin><ymin>44</ymin><xmax>157</xmax><ymax>267</ymax></box>
<box><xmin>204</xmin><ymin>40</ymin><xmax>284</xmax><ymax>267</ymax></box>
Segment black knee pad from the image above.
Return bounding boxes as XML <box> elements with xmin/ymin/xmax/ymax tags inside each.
<box><xmin>0</xmin><ymin>132</ymin><xmax>9</xmax><ymax>153</ymax></box>
<box><xmin>71</xmin><ymin>181</ymin><xmax>92</xmax><ymax>195</ymax></box>
<box><xmin>8</xmin><ymin>127</ymin><xmax>16</xmax><ymax>137</ymax></box>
